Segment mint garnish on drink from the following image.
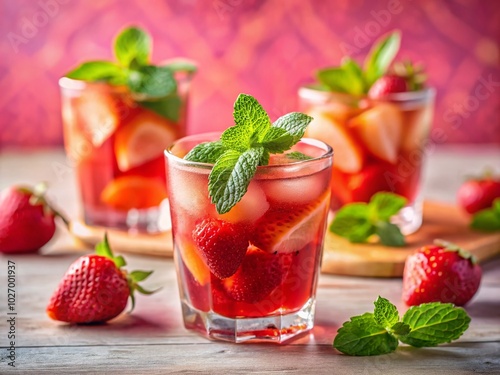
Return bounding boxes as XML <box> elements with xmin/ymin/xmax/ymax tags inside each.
<box><xmin>333</xmin><ymin>296</ymin><xmax>471</xmax><ymax>356</ymax></box>
<box><xmin>329</xmin><ymin>192</ymin><xmax>407</xmax><ymax>247</ymax></box>
<box><xmin>64</xmin><ymin>26</ymin><xmax>196</xmax><ymax>122</ymax></box>
<box><xmin>184</xmin><ymin>94</ymin><xmax>313</xmax><ymax>214</ymax></box>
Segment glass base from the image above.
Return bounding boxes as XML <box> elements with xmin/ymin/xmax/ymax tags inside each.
<box><xmin>82</xmin><ymin>200</ymin><xmax>171</xmax><ymax>234</ymax></box>
<box><xmin>391</xmin><ymin>199</ymin><xmax>423</xmax><ymax>235</ymax></box>
<box><xmin>181</xmin><ymin>298</ymin><xmax>316</xmax><ymax>343</ymax></box>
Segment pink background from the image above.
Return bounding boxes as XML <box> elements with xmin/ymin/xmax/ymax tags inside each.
<box><xmin>1</xmin><ymin>0</ymin><xmax>499</xmax><ymax>148</ymax></box>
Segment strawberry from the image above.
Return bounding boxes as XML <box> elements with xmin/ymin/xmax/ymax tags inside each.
<box><xmin>402</xmin><ymin>240</ymin><xmax>482</xmax><ymax>306</ymax></box>
<box><xmin>222</xmin><ymin>246</ymin><xmax>293</xmax><ymax>303</ymax></box>
<box><xmin>47</xmin><ymin>235</ymin><xmax>155</xmax><ymax>324</ymax></box>
<box><xmin>250</xmin><ymin>192</ymin><xmax>329</xmax><ymax>254</ymax></box>
<box><xmin>192</xmin><ymin>218</ymin><xmax>249</xmax><ymax>279</ymax></box>
<box><xmin>368</xmin><ymin>75</ymin><xmax>409</xmax><ymax>99</ymax></box>
<box><xmin>457</xmin><ymin>175</ymin><xmax>500</xmax><ymax>214</ymax></box>
<box><xmin>0</xmin><ymin>184</ymin><xmax>67</xmax><ymax>254</ymax></box>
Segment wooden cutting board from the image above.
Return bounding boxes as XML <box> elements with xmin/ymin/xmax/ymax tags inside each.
<box><xmin>70</xmin><ymin>201</ymin><xmax>500</xmax><ymax>277</ymax></box>
<box><xmin>321</xmin><ymin>201</ymin><xmax>500</xmax><ymax>277</ymax></box>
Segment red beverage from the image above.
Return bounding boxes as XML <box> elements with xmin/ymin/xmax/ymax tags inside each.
<box><xmin>60</xmin><ymin>75</ymin><xmax>191</xmax><ymax>232</ymax></box>
<box><xmin>299</xmin><ymin>87</ymin><xmax>435</xmax><ymax>234</ymax></box>
<box><xmin>165</xmin><ymin>133</ymin><xmax>333</xmax><ymax>343</ymax></box>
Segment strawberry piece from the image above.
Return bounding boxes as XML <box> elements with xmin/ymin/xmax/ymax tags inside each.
<box><xmin>47</xmin><ymin>235</ymin><xmax>155</xmax><ymax>324</ymax></box>
<box><xmin>402</xmin><ymin>240</ymin><xmax>482</xmax><ymax>306</ymax></box>
<box><xmin>0</xmin><ymin>185</ymin><xmax>65</xmax><ymax>254</ymax></box>
<box><xmin>368</xmin><ymin>75</ymin><xmax>408</xmax><ymax>99</ymax></box>
<box><xmin>192</xmin><ymin>218</ymin><xmax>249</xmax><ymax>279</ymax></box>
<box><xmin>115</xmin><ymin>110</ymin><xmax>178</xmax><ymax>172</ymax></box>
<box><xmin>347</xmin><ymin>163</ymin><xmax>396</xmax><ymax>203</ymax></box>
<box><xmin>305</xmin><ymin>109</ymin><xmax>364</xmax><ymax>173</ymax></box>
<box><xmin>250</xmin><ymin>192</ymin><xmax>329</xmax><ymax>253</ymax></box>
<box><xmin>349</xmin><ymin>103</ymin><xmax>402</xmax><ymax>164</ymax></box>
<box><xmin>178</xmin><ymin>236</ymin><xmax>210</xmax><ymax>286</ymax></box>
<box><xmin>222</xmin><ymin>246</ymin><xmax>293</xmax><ymax>303</ymax></box>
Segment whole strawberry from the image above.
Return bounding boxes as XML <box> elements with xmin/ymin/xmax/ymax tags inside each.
<box><xmin>368</xmin><ymin>74</ymin><xmax>408</xmax><ymax>99</ymax></box>
<box><xmin>402</xmin><ymin>240</ymin><xmax>482</xmax><ymax>306</ymax></box>
<box><xmin>47</xmin><ymin>235</ymin><xmax>155</xmax><ymax>324</ymax></box>
<box><xmin>0</xmin><ymin>184</ymin><xmax>65</xmax><ymax>254</ymax></box>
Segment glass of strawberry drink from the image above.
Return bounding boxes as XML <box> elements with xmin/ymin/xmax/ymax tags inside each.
<box><xmin>299</xmin><ymin>31</ymin><xmax>435</xmax><ymax>234</ymax></box>
<box><xmin>60</xmin><ymin>27</ymin><xmax>196</xmax><ymax>232</ymax></box>
<box><xmin>165</xmin><ymin>94</ymin><xmax>333</xmax><ymax>343</ymax></box>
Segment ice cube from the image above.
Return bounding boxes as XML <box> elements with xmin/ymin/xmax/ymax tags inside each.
<box><xmin>218</xmin><ymin>180</ymin><xmax>269</xmax><ymax>224</ymax></box>
<box><xmin>263</xmin><ymin>172</ymin><xmax>329</xmax><ymax>205</ymax></box>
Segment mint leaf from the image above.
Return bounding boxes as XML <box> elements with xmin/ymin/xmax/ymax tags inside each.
<box><xmin>364</xmin><ymin>30</ymin><xmax>401</xmax><ymax>86</ymax></box>
<box><xmin>272</xmin><ymin>112</ymin><xmax>312</xmax><ymax>143</ymax></box>
<box><xmin>316</xmin><ymin>66</ymin><xmax>361</xmax><ymax>95</ymax></box>
<box><xmin>208</xmin><ymin>147</ymin><xmax>263</xmax><ymax>214</ymax></box>
<box><xmin>114</xmin><ymin>26</ymin><xmax>151</xmax><ymax>67</ymax></box>
<box><xmin>470</xmin><ymin>200</ymin><xmax>500</xmax><ymax>231</ymax></box>
<box><xmin>375</xmin><ymin>221</ymin><xmax>406</xmax><ymax>247</ymax></box>
<box><xmin>185</xmin><ymin>141</ymin><xmax>227</xmax><ymax>164</ymax></box>
<box><xmin>391</xmin><ymin>321</ymin><xmax>411</xmax><ymax>336</ymax></box>
<box><xmin>341</xmin><ymin>57</ymin><xmax>365</xmax><ymax>94</ymax></box>
<box><xmin>401</xmin><ymin>303</ymin><xmax>471</xmax><ymax>347</ymax></box>
<box><xmin>138</xmin><ymin>94</ymin><xmax>181</xmax><ymax>122</ymax></box>
<box><xmin>65</xmin><ymin>61</ymin><xmax>126</xmax><ymax>83</ymax></box>
<box><xmin>233</xmin><ymin>93</ymin><xmax>271</xmax><ymax>142</ymax></box>
<box><xmin>373</xmin><ymin>296</ymin><xmax>399</xmax><ymax>328</ymax></box>
<box><xmin>221</xmin><ymin>123</ymin><xmax>254</xmax><ymax>152</ymax></box>
<box><xmin>368</xmin><ymin>192</ymin><xmax>407</xmax><ymax>222</ymax></box>
<box><xmin>127</xmin><ymin>65</ymin><xmax>177</xmax><ymax>98</ymax></box>
<box><xmin>329</xmin><ymin>203</ymin><xmax>375</xmax><ymax>242</ymax></box>
<box><xmin>260</xmin><ymin>127</ymin><xmax>295</xmax><ymax>154</ymax></box>
<box><xmin>286</xmin><ymin>151</ymin><xmax>313</xmax><ymax>161</ymax></box>
<box><xmin>333</xmin><ymin>313</ymin><xmax>399</xmax><ymax>356</ymax></box>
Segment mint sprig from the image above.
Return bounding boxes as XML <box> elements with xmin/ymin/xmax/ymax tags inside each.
<box><xmin>316</xmin><ymin>30</ymin><xmax>404</xmax><ymax>95</ymax></box>
<box><xmin>333</xmin><ymin>296</ymin><xmax>471</xmax><ymax>356</ymax></box>
<box><xmin>65</xmin><ymin>26</ymin><xmax>196</xmax><ymax>122</ymax></box>
<box><xmin>329</xmin><ymin>192</ymin><xmax>407</xmax><ymax>246</ymax></box>
<box><xmin>184</xmin><ymin>94</ymin><xmax>312</xmax><ymax>214</ymax></box>
<box><xmin>470</xmin><ymin>198</ymin><xmax>500</xmax><ymax>232</ymax></box>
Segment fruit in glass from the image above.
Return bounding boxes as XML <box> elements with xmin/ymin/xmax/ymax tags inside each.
<box><xmin>165</xmin><ymin>133</ymin><xmax>332</xmax><ymax>343</ymax></box>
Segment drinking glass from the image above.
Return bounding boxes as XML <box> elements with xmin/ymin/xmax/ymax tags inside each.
<box><xmin>298</xmin><ymin>86</ymin><xmax>435</xmax><ymax>234</ymax></box>
<box><xmin>165</xmin><ymin>133</ymin><xmax>333</xmax><ymax>343</ymax></box>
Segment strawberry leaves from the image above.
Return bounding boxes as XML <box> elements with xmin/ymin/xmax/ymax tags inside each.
<box><xmin>185</xmin><ymin>94</ymin><xmax>312</xmax><ymax>214</ymax></box>
<box><xmin>333</xmin><ymin>297</ymin><xmax>471</xmax><ymax>356</ymax></box>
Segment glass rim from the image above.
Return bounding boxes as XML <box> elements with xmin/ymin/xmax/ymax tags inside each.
<box><xmin>298</xmin><ymin>84</ymin><xmax>436</xmax><ymax>103</ymax></box>
<box><xmin>164</xmin><ymin>132</ymin><xmax>334</xmax><ymax>171</ymax></box>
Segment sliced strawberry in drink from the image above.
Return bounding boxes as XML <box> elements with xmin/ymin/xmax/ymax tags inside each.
<box><xmin>192</xmin><ymin>218</ymin><xmax>249</xmax><ymax>279</ymax></box>
<box><xmin>222</xmin><ymin>246</ymin><xmax>293</xmax><ymax>303</ymax></box>
<box><xmin>349</xmin><ymin>103</ymin><xmax>402</xmax><ymax>164</ymax></box>
<box><xmin>330</xmin><ymin>167</ymin><xmax>354</xmax><ymax>209</ymax></box>
<box><xmin>250</xmin><ymin>191</ymin><xmax>329</xmax><ymax>254</ymax></box>
<box><xmin>74</xmin><ymin>88</ymin><xmax>122</xmax><ymax>147</ymax></box>
<box><xmin>115</xmin><ymin>111</ymin><xmax>178</xmax><ymax>172</ymax></box>
<box><xmin>347</xmin><ymin>163</ymin><xmax>396</xmax><ymax>203</ymax></box>
<box><xmin>100</xmin><ymin>176</ymin><xmax>168</xmax><ymax>210</ymax></box>
<box><xmin>305</xmin><ymin>109</ymin><xmax>364</xmax><ymax>173</ymax></box>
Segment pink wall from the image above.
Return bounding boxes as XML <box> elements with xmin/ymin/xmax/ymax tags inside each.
<box><xmin>1</xmin><ymin>0</ymin><xmax>499</xmax><ymax>147</ymax></box>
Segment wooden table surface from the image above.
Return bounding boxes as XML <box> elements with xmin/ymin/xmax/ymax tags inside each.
<box><xmin>1</xmin><ymin>146</ymin><xmax>499</xmax><ymax>374</ymax></box>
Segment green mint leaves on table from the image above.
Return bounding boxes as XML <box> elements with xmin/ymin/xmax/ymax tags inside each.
<box><xmin>65</xmin><ymin>26</ymin><xmax>196</xmax><ymax>122</ymax></box>
<box><xmin>471</xmin><ymin>198</ymin><xmax>500</xmax><ymax>231</ymax></box>
<box><xmin>316</xmin><ymin>30</ymin><xmax>402</xmax><ymax>95</ymax></box>
<box><xmin>184</xmin><ymin>94</ymin><xmax>313</xmax><ymax>215</ymax></box>
<box><xmin>329</xmin><ymin>192</ymin><xmax>407</xmax><ymax>247</ymax></box>
<box><xmin>333</xmin><ymin>296</ymin><xmax>471</xmax><ymax>356</ymax></box>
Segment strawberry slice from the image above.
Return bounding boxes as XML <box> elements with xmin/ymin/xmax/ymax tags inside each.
<box><xmin>192</xmin><ymin>218</ymin><xmax>249</xmax><ymax>279</ymax></box>
<box><xmin>75</xmin><ymin>88</ymin><xmax>121</xmax><ymax>147</ymax></box>
<box><xmin>368</xmin><ymin>75</ymin><xmax>409</xmax><ymax>99</ymax></box>
<box><xmin>250</xmin><ymin>191</ymin><xmax>329</xmax><ymax>254</ymax></box>
<box><xmin>222</xmin><ymin>246</ymin><xmax>293</xmax><ymax>303</ymax></box>
<box><xmin>305</xmin><ymin>109</ymin><xmax>364</xmax><ymax>173</ymax></box>
<box><xmin>115</xmin><ymin>111</ymin><xmax>178</xmax><ymax>172</ymax></box>
<box><xmin>349</xmin><ymin>103</ymin><xmax>402</xmax><ymax>164</ymax></box>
